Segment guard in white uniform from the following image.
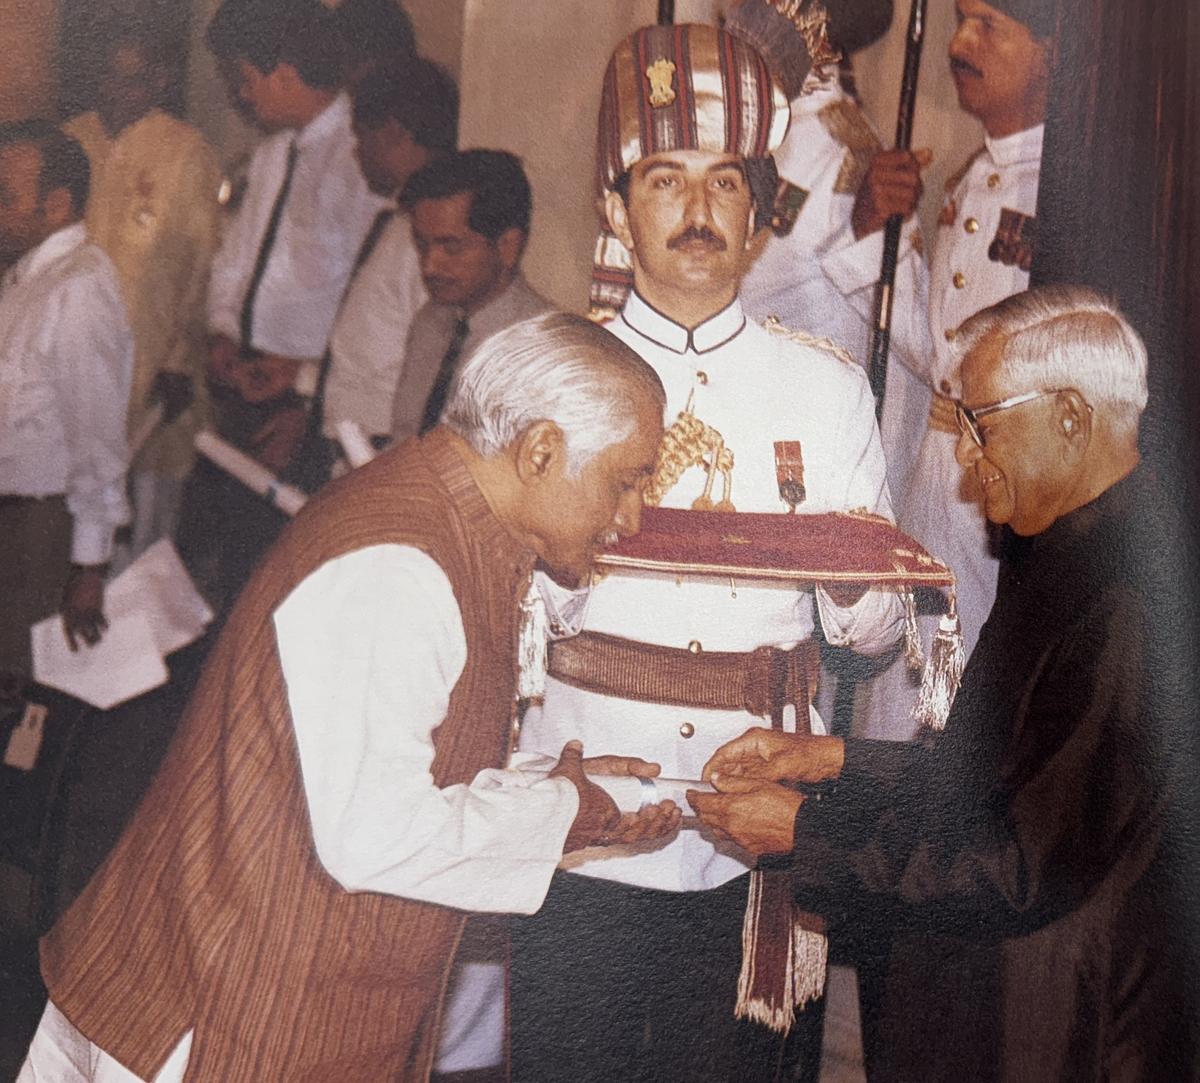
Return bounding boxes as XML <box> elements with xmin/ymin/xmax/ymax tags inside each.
<box><xmin>512</xmin><ymin>23</ymin><xmax>903</xmax><ymax>1083</ymax></box>
<box><xmin>855</xmin><ymin>0</ymin><xmax>1054</xmax><ymax>743</ymax></box>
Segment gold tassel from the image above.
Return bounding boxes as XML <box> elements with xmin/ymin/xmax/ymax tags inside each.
<box><xmin>912</xmin><ymin>595</ymin><xmax>965</xmax><ymax>731</ymax></box>
<box><xmin>517</xmin><ymin>578</ymin><xmax>548</xmax><ymax>702</ymax></box>
<box><xmin>902</xmin><ymin>587</ymin><xmax>925</xmax><ymax>673</ymax></box>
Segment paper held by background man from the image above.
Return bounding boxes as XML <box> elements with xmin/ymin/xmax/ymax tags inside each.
<box><xmin>31</xmin><ymin>539</ymin><xmax>213</xmax><ymax>710</ymax></box>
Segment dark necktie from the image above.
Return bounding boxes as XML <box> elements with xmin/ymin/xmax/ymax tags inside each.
<box><xmin>239</xmin><ymin>139</ymin><xmax>299</xmax><ymax>350</ymax></box>
<box><xmin>307</xmin><ymin>207</ymin><xmax>396</xmax><ymax>437</ymax></box>
<box><xmin>419</xmin><ymin>316</ymin><xmax>470</xmax><ymax>434</ymax></box>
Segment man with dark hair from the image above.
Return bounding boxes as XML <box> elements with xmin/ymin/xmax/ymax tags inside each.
<box><xmin>337</xmin><ymin>0</ymin><xmax>418</xmax><ymax>87</ymax></box>
<box><xmin>390</xmin><ymin>149</ymin><xmax>552</xmax><ymax>444</ymax></box>
<box><xmin>306</xmin><ymin>58</ymin><xmax>460</xmax><ymax>477</ymax></box>
<box><xmin>182</xmin><ymin>0</ymin><xmax>389</xmax><ymax>605</ymax></box>
<box><xmin>0</xmin><ymin>121</ymin><xmax>133</xmax><ymax>677</ymax></box>
<box><xmin>64</xmin><ymin>26</ymin><xmax>222</xmax><ymax>560</ymax></box>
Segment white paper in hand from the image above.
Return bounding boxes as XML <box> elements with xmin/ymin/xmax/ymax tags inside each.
<box><xmin>30</xmin><ymin>540</ymin><xmax>212</xmax><ymax>709</ymax></box>
<box><xmin>31</xmin><ymin>610</ymin><xmax>168</xmax><ymax>710</ymax></box>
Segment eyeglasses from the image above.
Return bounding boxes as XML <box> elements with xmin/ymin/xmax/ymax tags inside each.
<box><xmin>953</xmin><ymin>388</ymin><xmax>1069</xmax><ymax>448</ymax></box>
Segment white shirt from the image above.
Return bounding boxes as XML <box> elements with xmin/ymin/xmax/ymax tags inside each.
<box><xmin>740</xmin><ymin>78</ymin><xmax>933</xmax><ymax>508</ymax></box>
<box><xmin>518</xmin><ymin>293</ymin><xmax>904</xmax><ymax>892</ymax></box>
<box><xmin>273</xmin><ymin>543</ymin><xmax>579</xmax><ymax>913</ymax></box>
<box><xmin>322</xmin><ymin>213</ymin><xmax>427</xmax><ymax>438</ymax></box>
<box><xmin>0</xmin><ymin>223</ymin><xmax>133</xmax><ymax>564</ymax></box>
<box><xmin>206</xmin><ymin>93</ymin><xmax>390</xmax><ymax>361</ymax></box>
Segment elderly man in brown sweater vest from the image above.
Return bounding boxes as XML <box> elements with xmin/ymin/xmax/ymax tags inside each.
<box><xmin>19</xmin><ymin>312</ymin><xmax>679</xmax><ymax>1083</ymax></box>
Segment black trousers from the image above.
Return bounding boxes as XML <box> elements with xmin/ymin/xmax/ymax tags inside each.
<box><xmin>510</xmin><ymin>871</ymin><xmax>823</xmax><ymax>1083</ymax></box>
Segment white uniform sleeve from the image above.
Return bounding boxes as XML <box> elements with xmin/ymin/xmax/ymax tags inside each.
<box><xmin>816</xmin><ymin>365</ymin><xmax>906</xmax><ymax>654</ymax></box>
<box><xmin>274</xmin><ymin>544</ymin><xmax>579</xmax><ymax>913</ymax></box>
<box><xmin>55</xmin><ymin>271</ymin><xmax>133</xmax><ymax>564</ymax></box>
<box><xmin>820</xmin><ymin>223</ymin><xmax>935</xmax><ymax>386</ymax></box>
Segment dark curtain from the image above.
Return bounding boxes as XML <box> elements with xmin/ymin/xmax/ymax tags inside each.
<box><xmin>1032</xmin><ymin>0</ymin><xmax>1200</xmax><ymax>492</ymax></box>
<box><xmin>1033</xmin><ymin>0</ymin><xmax>1200</xmax><ymax>1031</ymax></box>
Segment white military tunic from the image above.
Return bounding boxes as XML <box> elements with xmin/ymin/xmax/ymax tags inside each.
<box><xmin>856</xmin><ymin>123</ymin><xmax>1043</xmax><ymax>741</ymax></box>
<box><xmin>519</xmin><ymin>291</ymin><xmax>904</xmax><ymax>893</ymax></box>
<box><xmin>740</xmin><ymin>76</ymin><xmax>932</xmax><ymax>509</ymax></box>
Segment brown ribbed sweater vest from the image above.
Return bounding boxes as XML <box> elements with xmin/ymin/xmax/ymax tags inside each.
<box><xmin>41</xmin><ymin>430</ymin><xmax>535</xmax><ymax>1081</ymax></box>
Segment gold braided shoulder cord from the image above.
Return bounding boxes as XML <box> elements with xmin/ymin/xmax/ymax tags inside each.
<box><xmin>761</xmin><ymin>315</ymin><xmax>857</xmax><ymax>368</ymax></box>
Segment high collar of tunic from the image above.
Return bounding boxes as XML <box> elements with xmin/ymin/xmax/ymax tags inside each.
<box><xmin>984</xmin><ymin>122</ymin><xmax>1044</xmax><ymax>168</ymax></box>
<box><xmin>421</xmin><ymin>427</ymin><xmax>538</xmax><ymax>589</ymax></box>
<box><xmin>620</xmin><ymin>289</ymin><xmax>746</xmax><ymax>355</ymax></box>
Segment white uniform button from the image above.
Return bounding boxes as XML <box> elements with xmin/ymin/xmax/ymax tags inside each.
<box><xmin>687</xmin><ymin>640</ymin><xmax>703</xmax><ymax>654</ymax></box>
<box><xmin>953</xmin><ymin>271</ymin><xmax>967</xmax><ymax>289</ymax></box>
<box><xmin>679</xmin><ymin>722</ymin><xmax>696</xmax><ymax>738</ymax></box>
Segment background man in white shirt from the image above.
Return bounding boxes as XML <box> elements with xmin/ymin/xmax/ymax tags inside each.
<box><xmin>180</xmin><ymin>0</ymin><xmax>388</xmax><ymax>608</ymax></box>
<box><xmin>391</xmin><ymin>150</ymin><xmax>553</xmax><ymax>445</ymax></box>
<box><xmin>307</xmin><ymin>58</ymin><xmax>459</xmax><ymax>475</ymax></box>
<box><xmin>0</xmin><ymin>121</ymin><xmax>134</xmax><ymax>679</ymax></box>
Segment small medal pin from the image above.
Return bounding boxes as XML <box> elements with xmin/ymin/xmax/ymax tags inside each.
<box><xmin>774</xmin><ymin>440</ymin><xmax>806</xmax><ymax>512</ymax></box>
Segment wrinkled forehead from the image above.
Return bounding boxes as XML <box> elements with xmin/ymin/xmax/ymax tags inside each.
<box><xmin>632</xmin><ymin>149</ymin><xmax>746</xmax><ymax>178</ymax></box>
<box><xmin>959</xmin><ymin>330</ymin><xmax>1010</xmax><ymax>399</ymax></box>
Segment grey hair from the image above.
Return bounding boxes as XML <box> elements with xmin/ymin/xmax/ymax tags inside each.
<box><xmin>441</xmin><ymin>311</ymin><xmax>665</xmax><ymax>474</ymax></box>
<box><xmin>954</xmin><ymin>285</ymin><xmax>1149</xmax><ymax>437</ymax></box>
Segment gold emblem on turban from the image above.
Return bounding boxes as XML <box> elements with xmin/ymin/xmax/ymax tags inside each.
<box><xmin>646</xmin><ymin>58</ymin><xmax>677</xmax><ymax>108</ymax></box>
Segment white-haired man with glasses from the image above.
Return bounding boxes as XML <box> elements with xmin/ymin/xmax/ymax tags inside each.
<box><xmin>688</xmin><ymin>285</ymin><xmax>1199</xmax><ymax>1080</ymax></box>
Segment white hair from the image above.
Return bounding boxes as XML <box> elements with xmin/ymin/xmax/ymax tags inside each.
<box><xmin>955</xmin><ymin>285</ymin><xmax>1149</xmax><ymax>436</ymax></box>
<box><xmin>441</xmin><ymin>311</ymin><xmax>665</xmax><ymax>474</ymax></box>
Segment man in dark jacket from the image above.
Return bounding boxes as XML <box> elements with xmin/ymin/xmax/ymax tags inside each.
<box><xmin>692</xmin><ymin>285</ymin><xmax>1200</xmax><ymax>1081</ymax></box>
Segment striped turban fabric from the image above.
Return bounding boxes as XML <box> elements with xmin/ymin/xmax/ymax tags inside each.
<box><xmin>590</xmin><ymin>23</ymin><xmax>791</xmax><ymax>320</ymax></box>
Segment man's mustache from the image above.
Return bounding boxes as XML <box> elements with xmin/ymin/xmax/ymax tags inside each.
<box><xmin>667</xmin><ymin>225</ymin><xmax>727</xmax><ymax>251</ymax></box>
<box><xmin>950</xmin><ymin>56</ymin><xmax>983</xmax><ymax>79</ymax></box>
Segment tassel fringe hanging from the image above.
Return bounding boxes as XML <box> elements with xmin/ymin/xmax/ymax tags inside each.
<box><xmin>912</xmin><ymin>595</ymin><xmax>965</xmax><ymax>731</ymax></box>
<box><xmin>735</xmin><ymin>870</ymin><xmax>828</xmax><ymax>1034</ymax></box>
<box><xmin>517</xmin><ymin>579</ymin><xmax>549</xmax><ymax>701</ymax></box>
<box><xmin>902</xmin><ymin>587</ymin><xmax>925</xmax><ymax>673</ymax></box>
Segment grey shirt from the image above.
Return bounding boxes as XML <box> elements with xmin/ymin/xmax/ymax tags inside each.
<box><xmin>390</xmin><ymin>274</ymin><xmax>553</xmax><ymax>442</ymax></box>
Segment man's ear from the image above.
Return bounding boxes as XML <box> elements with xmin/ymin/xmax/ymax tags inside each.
<box><xmin>1056</xmin><ymin>390</ymin><xmax>1091</xmax><ymax>456</ymax></box>
<box><xmin>605</xmin><ymin>189</ymin><xmax>633</xmax><ymax>251</ymax></box>
<box><xmin>513</xmin><ymin>420</ymin><xmax>567</xmax><ymax>483</ymax></box>
<box><xmin>40</xmin><ymin>187</ymin><xmax>74</xmax><ymax>231</ymax></box>
<box><xmin>495</xmin><ymin>227</ymin><xmax>526</xmax><ymax>272</ymax></box>
<box><xmin>744</xmin><ymin>199</ymin><xmax>758</xmax><ymax>250</ymax></box>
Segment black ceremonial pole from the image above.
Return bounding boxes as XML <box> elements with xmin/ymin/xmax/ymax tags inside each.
<box><xmin>866</xmin><ymin>0</ymin><xmax>927</xmax><ymax>420</ymax></box>
<box><xmin>658</xmin><ymin>0</ymin><xmax>675</xmax><ymax>25</ymax></box>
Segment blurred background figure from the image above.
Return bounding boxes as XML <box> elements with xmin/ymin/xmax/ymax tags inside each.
<box><xmin>63</xmin><ymin>23</ymin><xmax>222</xmax><ymax>565</ymax></box>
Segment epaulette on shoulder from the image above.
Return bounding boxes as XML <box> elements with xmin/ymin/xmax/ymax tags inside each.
<box><xmin>761</xmin><ymin>316</ymin><xmax>857</xmax><ymax>368</ymax></box>
<box><xmin>944</xmin><ymin>146</ymin><xmax>986</xmax><ymax>194</ymax></box>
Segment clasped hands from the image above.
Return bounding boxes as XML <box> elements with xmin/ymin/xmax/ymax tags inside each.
<box><xmin>686</xmin><ymin>730</ymin><xmax>845</xmax><ymax>857</ymax></box>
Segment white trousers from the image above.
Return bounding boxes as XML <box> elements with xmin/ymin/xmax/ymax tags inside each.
<box><xmin>18</xmin><ymin>1001</ymin><xmax>192</xmax><ymax>1083</ymax></box>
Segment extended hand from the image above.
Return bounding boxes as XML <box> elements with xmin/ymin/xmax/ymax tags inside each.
<box><xmin>61</xmin><ymin>564</ymin><xmax>108</xmax><ymax>651</ymax></box>
<box><xmin>702</xmin><ymin>729</ymin><xmax>844</xmax><ymax>785</ymax></box>
<box><xmin>688</xmin><ymin>775</ymin><xmax>802</xmax><ymax>857</ymax></box>
<box><xmin>851</xmin><ymin>147</ymin><xmax>932</xmax><ymax>240</ymax></box>
<box><xmin>552</xmin><ymin>741</ymin><xmax>681</xmax><ymax>851</ymax></box>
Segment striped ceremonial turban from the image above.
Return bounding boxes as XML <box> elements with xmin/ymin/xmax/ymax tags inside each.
<box><xmin>590</xmin><ymin>24</ymin><xmax>790</xmax><ymax>319</ymax></box>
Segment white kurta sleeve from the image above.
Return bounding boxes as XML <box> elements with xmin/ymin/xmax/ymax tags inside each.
<box><xmin>274</xmin><ymin>544</ymin><xmax>579</xmax><ymax>913</ymax></box>
<box><xmin>54</xmin><ymin>272</ymin><xmax>133</xmax><ymax>564</ymax></box>
<box><xmin>816</xmin><ymin>365</ymin><xmax>906</xmax><ymax>654</ymax></box>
